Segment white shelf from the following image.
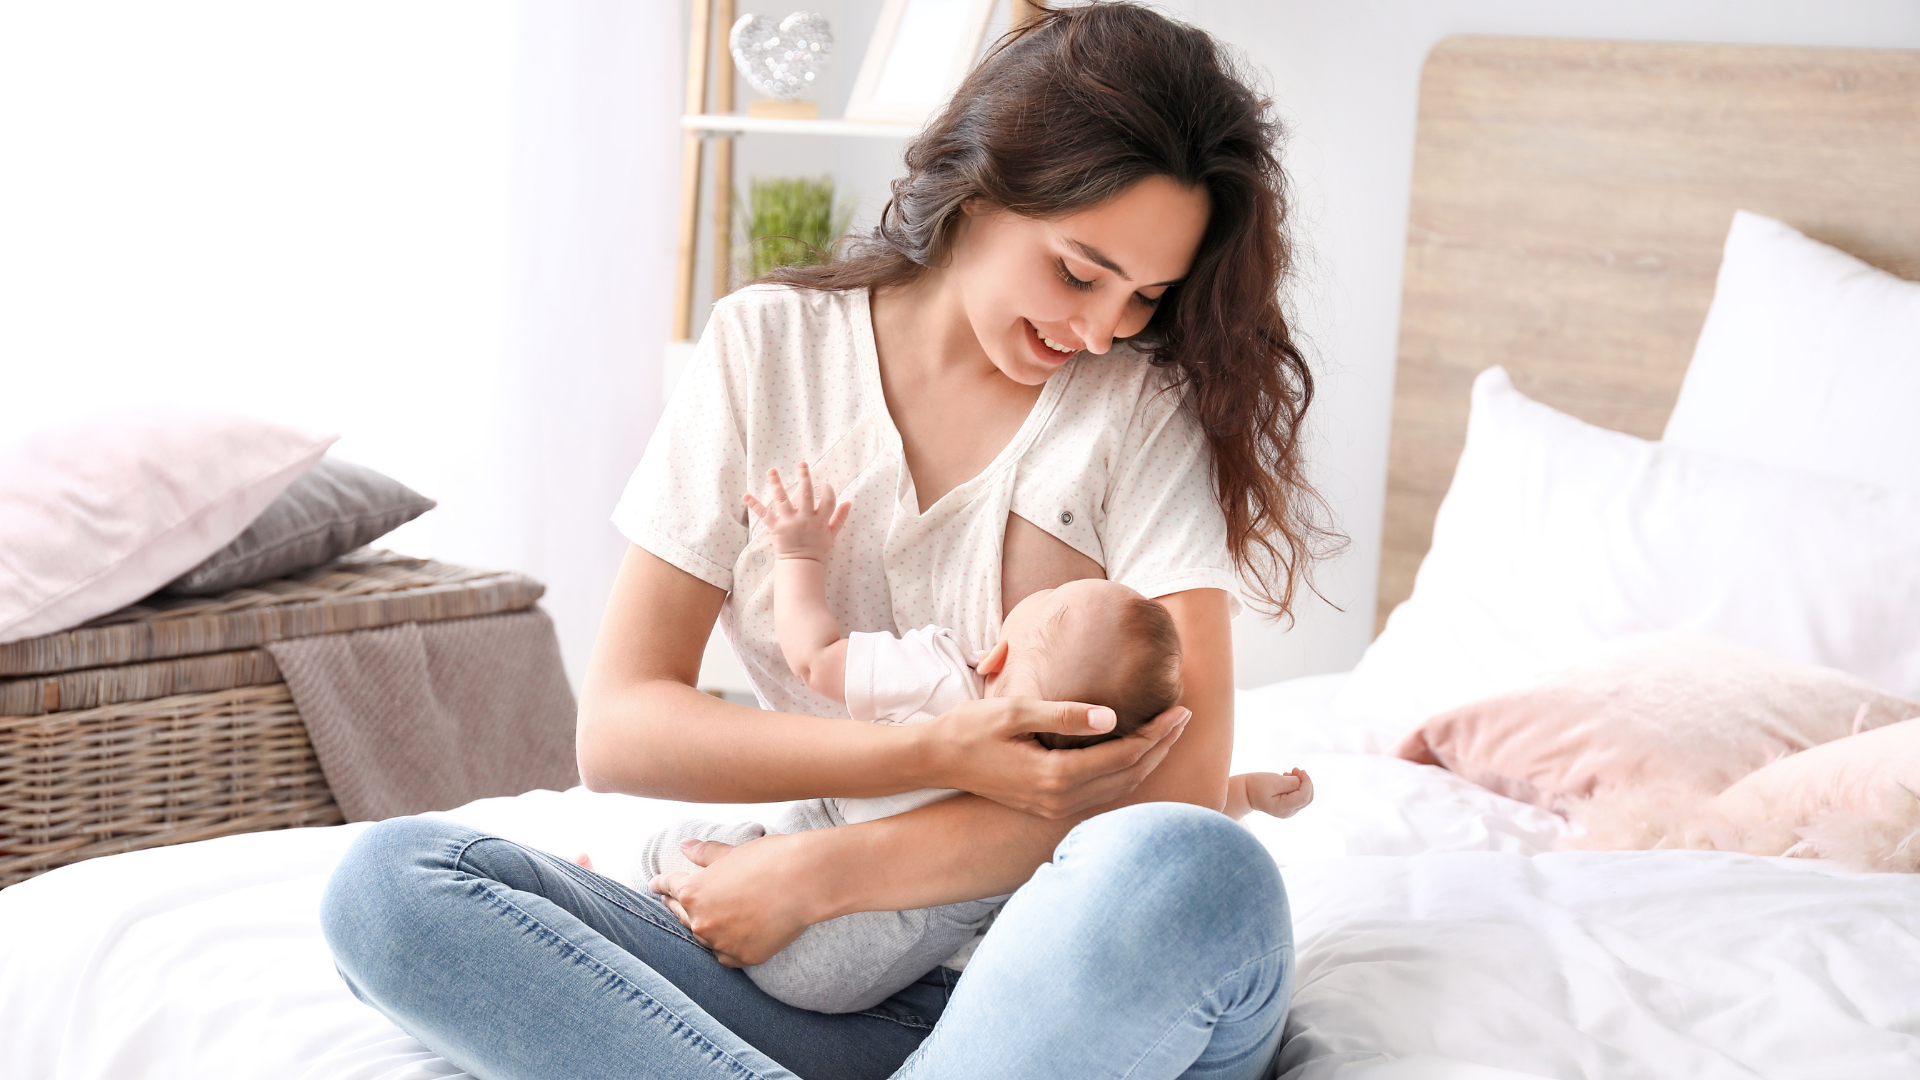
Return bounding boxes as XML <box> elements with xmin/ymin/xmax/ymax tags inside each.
<box><xmin>681</xmin><ymin>114</ymin><xmax>921</xmax><ymax>138</ymax></box>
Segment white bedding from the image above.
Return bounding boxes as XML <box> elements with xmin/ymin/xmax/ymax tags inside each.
<box><xmin>3</xmin><ymin>674</ymin><xmax>1917</xmax><ymax>1078</ymax></box>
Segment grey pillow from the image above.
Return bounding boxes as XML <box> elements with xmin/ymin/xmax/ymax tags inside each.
<box><xmin>164</xmin><ymin>457</ymin><xmax>436</xmax><ymax>596</ymax></box>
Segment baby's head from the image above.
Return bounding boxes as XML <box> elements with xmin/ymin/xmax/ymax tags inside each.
<box><xmin>977</xmin><ymin>579</ymin><xmax>1182</xmax><ymax>750</ymax></box>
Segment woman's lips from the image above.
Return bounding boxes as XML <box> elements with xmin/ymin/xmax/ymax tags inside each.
<box><xmin>1023</xmin><ymin>319</ymin><xmax>1074</xmax><ymax>365</ymax></box>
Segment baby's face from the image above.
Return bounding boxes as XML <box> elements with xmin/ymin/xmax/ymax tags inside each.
<box><xmin>989</xmin><ymin>579</ymin><xmax>1141</xmax><ymax>698</ymax></box>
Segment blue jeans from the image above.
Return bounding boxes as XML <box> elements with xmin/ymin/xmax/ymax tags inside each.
<box><xmin>321</xmin><ymin>802</ymin><xmax>1294</xmax><ymax>1079</ymax></box>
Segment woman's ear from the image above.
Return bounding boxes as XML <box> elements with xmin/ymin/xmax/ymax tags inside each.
<box><xmin>975</xmin><ymin>639</ymin><xmax>1010</xmax><ymax>675</ymax></box>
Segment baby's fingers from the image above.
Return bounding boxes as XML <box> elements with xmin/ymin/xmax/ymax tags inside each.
<box><xmin>827</xmin><ymin>500</ymin><xmax>851</xmax><ymax>533</ymax></box>
<box><xmin>794</xmin><ymin>462</ymin><xmax>816</xmax><ymax>512</ymax></box>
<box><xmin>742</xmin><ymin>492</ymin><xmax>771</xmax><ymax>521</ymax></box>
<box><xmin>765</xmin><ymin>468</ymin><xmax>796</xmax><ymax>512</ymax></box>
<box><xmin>679</xmin><ymin>837</ymin><xmax>740</xmax><ymax>868</ymax></box>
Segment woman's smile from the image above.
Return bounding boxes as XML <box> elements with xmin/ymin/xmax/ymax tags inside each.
<box><xmin>1023</xmin><ymin>318</ymin><xmax>1079</xmax><ymax>366</ymax></box>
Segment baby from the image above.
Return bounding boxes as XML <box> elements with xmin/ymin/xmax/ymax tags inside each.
<box><xmin>625</xmin><ymin>464</ymin><xmax>1313</xmax><ymax>1014</ymax></box>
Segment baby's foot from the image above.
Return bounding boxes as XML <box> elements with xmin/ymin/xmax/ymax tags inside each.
<box><xmin>1243</xmin><ymin>768</ymin><xmax>1314</xmax><ymax>819</ymax></box>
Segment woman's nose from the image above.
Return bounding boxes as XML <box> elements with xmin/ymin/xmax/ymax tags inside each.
<box><xmin>1070</xmin><ymin>294</ymin><xmax>1129</xmax><ymax>355</ymax></box>
<box><xmin>1076</xmin><ymin>323</ymin><xmax>1115</xmax><ymax>355</ymax></box>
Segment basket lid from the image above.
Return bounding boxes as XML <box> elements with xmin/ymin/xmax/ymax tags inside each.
<box><xmin>0</xmin><ymin>549</ymin><xmax>544</xmax><ymax>680</ymax></box>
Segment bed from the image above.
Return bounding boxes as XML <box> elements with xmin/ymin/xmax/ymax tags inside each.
<box><xmin>4</xmin><ymin>35</ymin><xmax>1918</xmax><ymax>1079</ymax></box>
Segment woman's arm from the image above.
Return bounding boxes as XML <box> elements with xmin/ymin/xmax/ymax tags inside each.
<box><xmin>577</xmin><ymin>544</ymin><xmax>1183</xmax><ymax>808</ymax></box>
<box><xmin>577</xmin><ymin>545</ymin><xmax>896</xmax><ymax>799</ymax></box>
<box><xmin>655</xmin><ymin>587</ymin><xmax>1234</xmax><ymax>965</ymax></box>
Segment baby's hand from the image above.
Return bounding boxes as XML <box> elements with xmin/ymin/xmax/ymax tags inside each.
<box><xmin>1243</xmin><ymin>768</ymin><xmax>1314</xmax><ymax>819</ymax></box>
<box><xmin>742</xmin><ymin>463</ymin><xmax>850</xmax><ymax>562</ymax></box>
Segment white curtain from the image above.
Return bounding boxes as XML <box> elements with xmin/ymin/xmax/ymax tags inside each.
<box><xmin>437</xmin><ymin>1</ymin><xmax>684</xmax><ymax>686</ymax></box>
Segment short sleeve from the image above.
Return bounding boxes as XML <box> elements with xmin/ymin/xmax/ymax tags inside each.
<box><xmin>611</xmin><ymin>319</ymin><xmax>753</xmax><ymax>591</ymax></box>
<box><xmin>1102</xmin><ymin>392</ymin><xmax>1243</xmax><ymax>616</ymax></box>
<box><xmin>845</xmin><ymin>627</ymin><xmax>980</xmax><ymax>725</ymax></box>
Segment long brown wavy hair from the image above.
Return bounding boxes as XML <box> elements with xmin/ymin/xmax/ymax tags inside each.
<box><xmin>764</xmin><ymin>2</ymin><xmax>1339</xmax><ymax>618</ymax></box>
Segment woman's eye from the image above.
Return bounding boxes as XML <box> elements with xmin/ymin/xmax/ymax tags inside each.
<box><xmin>1134</xmin><ymin>291</ymin><xmax>1161</xmax><ymax>309</ymax></box>
<box><xmin>1055</xmin><ymin>259</ymin><xmax>1095</xmax><ymax>291</ymax></box>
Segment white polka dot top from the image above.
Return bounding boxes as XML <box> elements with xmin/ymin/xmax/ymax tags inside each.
<box><xmin>613</xmin><ymin>285</ymin><xmax>1238</xmax><ymax>718</ymax></box>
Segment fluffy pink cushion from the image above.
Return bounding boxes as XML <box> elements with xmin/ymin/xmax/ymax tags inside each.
<box><xmin>0</xmin><ymin>412</ymin><xmax>334</xmax><ymax>643</ymax></box>
<box><xmin>1707</xmin><ymin>718</ymin><xmax>1920</xmax><ymax>871</ymax></box>
<box><xmin>1395</xmin><ymin>632</ymin><xmax>1919</xmax><ymax>813</ymax></box>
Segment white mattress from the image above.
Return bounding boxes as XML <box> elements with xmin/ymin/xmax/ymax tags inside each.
<box><xmin>3</xmin><ymin>674</ymin><xmax>1916</xmax><ymax>1078</ymax></box>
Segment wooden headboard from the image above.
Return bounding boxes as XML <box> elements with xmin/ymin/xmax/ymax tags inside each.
<box><xmin>1377</xmin><ymin>36</ymin><xmax>1920</xmax><ymax>633</ymax></box>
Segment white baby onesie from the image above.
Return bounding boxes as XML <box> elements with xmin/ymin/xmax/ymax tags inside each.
<box><xmin>834</xmin><ymin>625</ymin><xmax>982</xmax><ymax>824</ymax></box>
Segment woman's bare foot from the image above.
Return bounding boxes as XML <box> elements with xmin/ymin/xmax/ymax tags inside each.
<box><xmin>1225</xmin><ymin>768</ymin><xmax>1314</xmax><ymax>820</ymax></box>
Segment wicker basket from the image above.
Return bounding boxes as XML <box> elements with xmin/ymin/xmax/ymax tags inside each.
<box><xmin>0</xmin><ymin>550</ymin><xmax>545</xmax><ymax>888</ymax></box>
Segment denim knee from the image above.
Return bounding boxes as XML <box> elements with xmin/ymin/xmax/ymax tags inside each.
<box><xmin>1056</xmin><ymin>802</ymin><xmax>1288</xmax><ymax>949</ymax></box>
<box><xmin>1061</xmin><ymin>801</ymin><xmax>1275</xmax><ymax>878</ymax></box>
<box><xmin>320</xmin><ymin>816</ymin><xmax>475</xmax><ymax>987</ymax></box>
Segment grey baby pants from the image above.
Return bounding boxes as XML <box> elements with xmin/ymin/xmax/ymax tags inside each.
<box><xmin>639</xmin><ymin>800</ymin><xmax>1007</xmax><ymax>1014</ymax></box>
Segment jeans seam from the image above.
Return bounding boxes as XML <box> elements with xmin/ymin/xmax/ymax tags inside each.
<box><xmin>855</xmin><ymin>1008</ymin><xmax>937</xmax><ymax>1030</ymax></box>
<box><xmin>1115</xmin><ymin>941</ymin><xmax>1295</xmax><ymax>1080</ymax></box>
<box><xmin>460</xmin><ymin>866</ymin><xmax>776</xmax><ymax>1080</ymax></box>
<box><xmin>451</xmin><ymin>834</ymin><xmax>710</xmax><ymax>950</ymax></box>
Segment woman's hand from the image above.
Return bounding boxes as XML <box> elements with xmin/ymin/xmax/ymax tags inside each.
<box><xmin>913</xmin><ymin>698</ymin><xmax>1191</xmax><ymax>819</ymax></box>
<box><xmin>650</xmin><ymin>835</ymin><xmax>820</xmax><ymax>967</ymax></box>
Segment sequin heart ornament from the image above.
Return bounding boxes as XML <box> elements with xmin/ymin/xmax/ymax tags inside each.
<box><xmin>729</xmin><ymin>12</ymin><xmax>833</xmax><ymax>101</ymax></box>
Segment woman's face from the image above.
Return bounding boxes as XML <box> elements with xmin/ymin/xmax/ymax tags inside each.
<box><xmin>947</xmin><ymin>175</ymin><xmax>1210</xmax><ymax>386</ymax></box>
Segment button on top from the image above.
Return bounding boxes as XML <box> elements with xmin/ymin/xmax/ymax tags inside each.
<box><xmin>751</xmin><ymin>551</ymin><xmax>768</xmax><ymax>567</ymax></box>
<box><xmin>1059</xmin><ymin>510</ymin><xmax>1075</xmax><ymax>526</ymax></box>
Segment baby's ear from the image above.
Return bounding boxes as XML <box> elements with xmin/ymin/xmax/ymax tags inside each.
<box><xmin>975</xmin><ymin>639</ymin><xmax>1010</xmax><ymax>675</ymax></box>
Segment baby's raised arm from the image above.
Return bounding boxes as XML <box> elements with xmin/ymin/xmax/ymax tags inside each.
<box><xmin>744</xmin><ymin>463</ymin><xmax>852</xmax><ymax>702</ymax></box>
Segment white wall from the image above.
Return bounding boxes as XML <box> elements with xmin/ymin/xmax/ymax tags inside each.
<box><xmin>0</xmin><ymin>3</ymin><xmax>513</xmax><ymax>497</ymax></box>
<box><xmin>440</xmin><ymin>1</ymin><xmax>683</xmax><ymax>689</ymax></box>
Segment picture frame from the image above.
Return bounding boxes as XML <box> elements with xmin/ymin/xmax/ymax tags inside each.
<box><xmin>843</xmin><ymin>0</ymin><xmax>999</xmax><ymax>125</ymax></box>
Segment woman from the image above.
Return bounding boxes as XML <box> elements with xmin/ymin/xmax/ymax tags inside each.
<box><xmin>322</xmin><ymin>5</ymin><xmax>1331</xmax><ymax>1077</ymax></box>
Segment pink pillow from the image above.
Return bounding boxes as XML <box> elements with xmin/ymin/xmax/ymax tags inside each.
<box><xmin>0</xmin><ymin>412</ymin><xmax>335</xmax><ymax>643</ymax></box>
<box><xmin>1395</xmin><ymin>632</ymin><xmax>1919</xmax><ymax>813</ymax></box>
<box><xmin>1707</xmin><ymin>718</ymin><xmax>1920</xmax><ymax>871</ymax></box>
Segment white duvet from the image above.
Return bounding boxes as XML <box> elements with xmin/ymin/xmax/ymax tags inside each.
<box><xmin>3</xmin><ymin>675</ymin><xmax>1916</xmax><ymax>1078</ymax></box>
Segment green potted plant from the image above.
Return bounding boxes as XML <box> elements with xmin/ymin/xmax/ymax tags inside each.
<box><xmin>738</xmin><ymin>176</ymin><xmax>853</xmax><ymax>283</ymax></box>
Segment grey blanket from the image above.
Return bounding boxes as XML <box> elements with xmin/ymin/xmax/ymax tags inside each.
<box><xmin>267</xmin><ymin>608</ymin><xmax>578</xmax><ymax>822</ymax></box>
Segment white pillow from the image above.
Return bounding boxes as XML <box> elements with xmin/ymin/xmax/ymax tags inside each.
<box><xmin>0</xmin><ymin>412</ymin><xmax>335</xmax><ymax>644</ymax></box>
<box><xmin>1333</xmin><ymin>367</ymin><xmax>1920</xmax><ymax>744</ymax></box>
<box><xmin>1664</xmin><ymin>210</ymin><xmax>1920</xmax><ymax>494</ymax></box>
